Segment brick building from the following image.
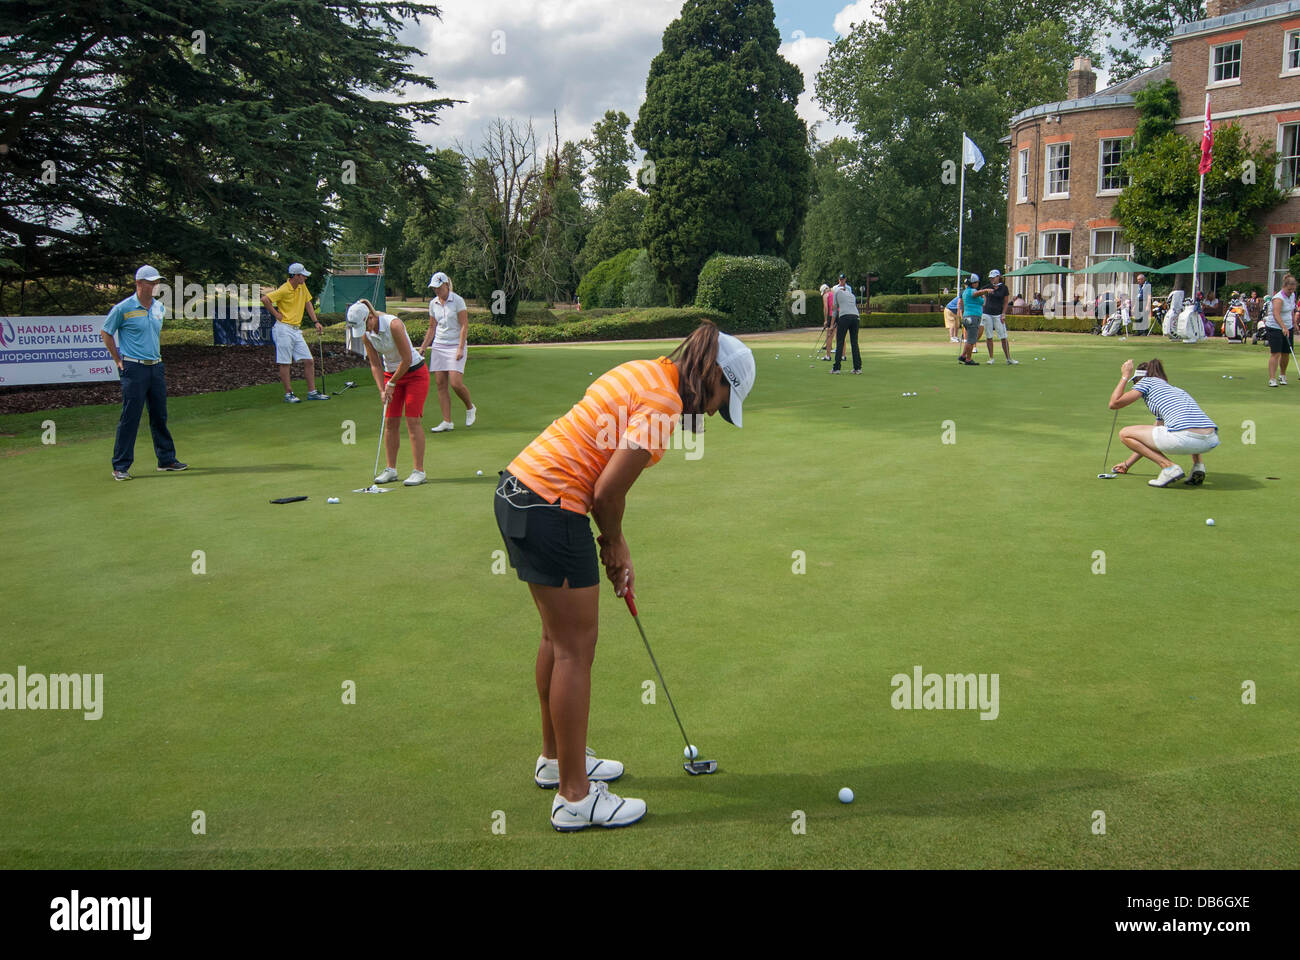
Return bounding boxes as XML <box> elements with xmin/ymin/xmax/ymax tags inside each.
<box><xmin>1004</xmin><ymin>0</ymin><xmax>1300</xmax><ymax>305</ymax></box>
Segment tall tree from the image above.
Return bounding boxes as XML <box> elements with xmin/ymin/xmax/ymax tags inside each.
<box><xmin>815</xmin><ymin>0</ymin><xmax>1099</xmax><ymax>285</ymax></box>
<box><xmin>453</xmin><ymin>118</ymin><xmax>561</xmax><ymax>323</ymax></box>
<box><xmin>583</xmin><ymin>110</ymin><xmax>633</xmax><ymax>207</ymax></box>
<box><xmin>576</xmin><ymin>188</ymin><xmax>646</xmax><ymax>276</ymax></box>
<box><xmin>0</xmin><ymin>0</ymin><xmax>451</xmax><ymax>310</ymax></box>
<box><xmin>1112</xmin><ymin>125</ymin><xmax>1284</xmax><ymax>274</ymax></box>
<box><xmin>634</xmin><ymin>0</ymin><xmax>809</xmax><ymax>305</ymax></box>
<box><xmin>1106</xmin><ymin>2</ymin><xmax>1205</xmax><ymax>84</ymax></box>
<box><xmin>404</xmin><ymin>149</ymin><xmax>467</xmax><ymax>295</ymax></box>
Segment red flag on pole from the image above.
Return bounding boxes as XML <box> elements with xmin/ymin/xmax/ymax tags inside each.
<box><xmin>1199</xmin><ymin>95</ymin><xmax>1213</xmax><ymax>175</ymax></box>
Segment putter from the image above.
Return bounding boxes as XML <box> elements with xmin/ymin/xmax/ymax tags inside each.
<box><xmin>1099</xmin><ymin>368</ymin><xmax>1145</xmax><ymax>479</ymax></box>
<box><xmin>623</xmin><ymin>590</ymin><xmax>717</xmax><ymax>775</ymax></box>
<box><xmin>354</xmin><ymin>400</ymin><xmax>392</xmax><ymax>493</ymax></box>
<box><xmin>332</xmin><ymin>380</ymin><xmax>357</xmax><ymax>397</ymax></box>
<box><xmin>318</xmin><ymin>328</ymin><xmax>325</xmax><ymax>395</ymax></box>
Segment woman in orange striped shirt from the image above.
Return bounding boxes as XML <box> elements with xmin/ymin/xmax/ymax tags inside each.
<box><xmin>495</xmin><ymin>320</ymin><xmax>755</xmax><ymax>831</ymax></box>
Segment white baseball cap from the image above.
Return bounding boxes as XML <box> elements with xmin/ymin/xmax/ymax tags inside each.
<box><xmin>968</xmin><ymin>273</ymin><xmax>980</xmax><ymax>283</ymax></box>
<box><xmin>135</xmin><ymin>265</ymin><xmax>161</xmax><ymax>282</ymax></box>
<box><xmin>989</xmin><ymin>269</ymin><xmax>1001</xmax><ymax>278</ymax></box>
<box><xmin>288</xmin><ymin>262</ymin><xmax>311</xmax><ymax>277</ymax></box>
<box><xmin>345</xmin><ymin>301</ymin><xmax>370</xmax><ymax>331</ymax></box>
<box><xmin>716</xmin><ymin>332</ymin><xmax>755</xmax><ymax>428</ymax></box>
<box><xmin>428</xmin><ymin>271</ymin><xmax>450</xmax><ymax>288</ymax></box>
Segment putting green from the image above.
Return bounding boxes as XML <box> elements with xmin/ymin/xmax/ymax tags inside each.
<box><xmin>1</xmin><ymin>329</ymin><xmax>1296</xmax><ymax>868</ymax></box>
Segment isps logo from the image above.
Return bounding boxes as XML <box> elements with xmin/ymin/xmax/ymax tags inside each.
<box><xmin>0</xmin><ymin>319</ymin><xmax>15</xmax><ymax>348</ymax></box>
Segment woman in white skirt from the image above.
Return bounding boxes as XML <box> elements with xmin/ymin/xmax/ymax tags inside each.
<box><xmin>418</xmin><ymin>271</ymin><xmax>476</xmax><ymax>433</ymax></box>
<box><xmin>1108</xmin><ymin>358</ymin><xmax>1219</xmax><ymax>487</ymax></box>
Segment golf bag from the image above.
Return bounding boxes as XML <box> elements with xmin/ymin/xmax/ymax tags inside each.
<box><xmin>1145</xmin><ymin>299</ymin><xmax>1166</xmax><ymax>336</ymax></box>
<box><xmin>1253</xmin><ymin>316</ymin><xmax>1269</xmax><ymax>344</ymax></box>
<box><xmin>1100</xmin><ymin>313</ymin><xmax>1124</xmax><ymax>336</ymax></box>
<box><xmin>1175</xmin><ymin>304</ymin><xmax>1206</xmax><ymax>342</ymax></box>
<box><xmin>1223</xmin><ymin>303</ymin><xmax>1248</xmax><ymax>341</ymax></box>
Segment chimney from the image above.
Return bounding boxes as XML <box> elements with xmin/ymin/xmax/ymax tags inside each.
<box><xmin>1206</xmin><ymin>1</ymin><xmax>1256</xmax><ymax>17</ymax></box>
<box><xmin>1067</xmin><ymin>57</ymin><xmax>1096</xmax><ymax>100</ymax></box>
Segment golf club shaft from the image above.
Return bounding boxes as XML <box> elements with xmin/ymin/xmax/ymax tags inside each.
<box><xmin>372</xmin><ymin>400</ymin><xmax>389</xmax><ymax>482</ymax></box>
<box><xmin>318</xmin><ymin>328</ymin><xmax>325</xmax><ymax>394</ymax></box>
<box><xmin>625</xmin><ymin>594</ymin><xmax>695</xmax><ymax>754</ymax></box>
<box><xmin>1102</xmin><ymin>406</ymin><xmax>1120</xmax><ymax>473</ymax></box>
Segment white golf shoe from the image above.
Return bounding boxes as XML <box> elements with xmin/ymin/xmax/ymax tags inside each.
<box><xmin>534</xmin><ymin>747</ymin><xmax>624</xmax><ymax>789</ymax></box>
<box><xmin>1149</xmin><ymin>465</ymin><xmax>1185</xmax><ymax>488</ymax></box>
<box><xmin>403</xmin><ymin>470</ymin><xmax>427</xmax><ymax>486</ymax></box>
<box><xmin>550</xmin><ymin>780</ymin><xmax>646</xmax><ymax>832</ymax></box>
<box><xmin>374</xmin><ymin>467</ymin><xmax>399</xmax><ymax>483</ymax></box>
<box><xmin>430</xmin><ymin>420</ymin><xmax>454</xmax><ymax>433</ymax></box>
<box><xmin>465</xmin><ymin>406</ymin><xmax>477</xmax><ymax>427</ymax></box>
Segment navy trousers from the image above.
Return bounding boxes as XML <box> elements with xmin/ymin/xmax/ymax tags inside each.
<box><xmin>112</xmin><ymin>361</ymin><xmax>176</xmax><ymax>472</ymax></box>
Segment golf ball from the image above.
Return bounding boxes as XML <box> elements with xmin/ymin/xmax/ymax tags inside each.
<box><xmin>839</xmin><ymin>787</ymin><xmax>854</xmax><ymax>804</ymax></box>
<box><xmin>684</xmin><ymin>745</ymin><xmax>698</xmax><ymax>760</ymax></box>
<box><xmin>476</xmin><ymin>470</ymin><xmax>483</xmax><ymax>476</ymax></box>
<box><xmin>1206</xmin><ymin>518</ymin><xmax>1215</xmax><ymax>526</ymax></box>
<box><xmin>327</xmin><ymin>497</ymin><xmax>340</xmax><ymax>504</ymax></box>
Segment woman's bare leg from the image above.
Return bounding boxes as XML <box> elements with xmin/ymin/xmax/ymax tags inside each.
<box><xmin>1119</xmin><ymin>424</ymin><xmax>1174</xmax><ymax>469</ymax></box>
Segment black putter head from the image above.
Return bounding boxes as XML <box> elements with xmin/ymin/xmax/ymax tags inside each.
<box><xmin>684</xmin><ymin>760</ymin><xmax>718</xmax><ymax>775</ymax></box>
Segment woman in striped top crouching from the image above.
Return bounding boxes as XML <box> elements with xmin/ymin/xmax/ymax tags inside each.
<box><xmin>1109</xmin><ymin>358</ymin><xmax>1219</xmax><ymax>487</ymax></box>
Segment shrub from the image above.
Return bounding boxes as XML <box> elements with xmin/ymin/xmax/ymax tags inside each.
<box><xmin>466</xmin><ymin>307</ymin><xmax>731</xmax><ymax>345</ymax></box>
<box><xmin>695</xmin><ymin>254</ymin><xmax>791</xmax><ymax>330</ymax></box>
<box><xmin>870</xmin><ymin>293</ymin><xmax>945</xmax><ymax>313</ymax></box>
<box><xmin>622</xmin><ymin>250</ymin><xmax>671</xmax><ymax>308</ymax></box>
<box><xmin>577</xmin><ymin>248</ymin><xmax>640</xmax><ymax>309</ymax></box>
<box><xmin>785</xmin><ymin>289</ymin><xmax>826</xmax><ymax>327</ymax></box>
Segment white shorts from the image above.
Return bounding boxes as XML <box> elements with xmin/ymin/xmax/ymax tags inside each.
<box><xmin>1153</xmin><ymin>426</ymin><xmax>1220</xmax><ymax>455</ymax></box>
<box><xmin>981</xmin><ymin>314</ymin><xmax>1007</xmax><ymax>339</ymax></box>
<box><xmin>272</xmin><ymin>322</ymin><xmax>312</xmax><ymax>364</ymax></box>
<box><xmin>428</xmin><ymin>342</ymin><xmax>467</xmax><ymax>374</ymax></box>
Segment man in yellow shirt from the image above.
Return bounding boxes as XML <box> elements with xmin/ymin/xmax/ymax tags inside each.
<box><xmin>260</xmin><ymin>262</ymin><xmax>328</xmax><ymax>402</ymax></box>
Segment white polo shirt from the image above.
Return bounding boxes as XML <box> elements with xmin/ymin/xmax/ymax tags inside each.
<box><xmin>365</xmin><ymin>313</ymin><xmax>424</xmax><ymax>374</ymax></box>
<box><xmin>429</xmin><ymin>292</ymin><xmax>468</xmax><ymax>344</ymax></box>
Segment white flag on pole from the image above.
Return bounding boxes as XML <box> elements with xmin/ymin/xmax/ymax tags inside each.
<box><xmin>962</xmin><ymin>133</ymin><xmax>985</xmax><ymax>172</ymax></box>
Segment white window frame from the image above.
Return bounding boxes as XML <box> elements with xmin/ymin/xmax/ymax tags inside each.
<box><xmin>1097</xmin><ymin>138</ymin><xmax>1131</xmax><ymax>195</ymax></box>
<box><xmin>1013</xmin><ymin>233</ymin><xmax>1030</xmax><ymax>296</ymax></box>
<box><xmin>1017</xmin><ymin>149</ymin><xmax>1029</xmax><ymax>203</ymax></box>
<box><xmin>1040</xmin><ymin>230</ymin><xmax>1073</xmax><ymax>303</ymax></box>
<box><xmin>1269</xmin><ymin>234</ymin><xmax>1295</xmax><ymax>295</ymax></box>
<box><xmin>1209</xmin><ymin>40</ymin><xmax>1242</xmax><ymax>87</ymax></box>
<box><xmin>1044</xmin><ymin>143</ymin><xmax>1070</xmax><ymax>199</ymax></box>
<box><xmin>1284</xmin><ymin>29</ymin><xmax>1300</xmax><ymax>75</ymax></box>
<box><xmin>1089</xmin><ymin>229</ymin><xmax>1132</xmax><ymax>301</ymax></box>
<box><xmin>1277</xmin><ymin>122</ymin><xmax>1300</xmax><ymax>194</ymax></box>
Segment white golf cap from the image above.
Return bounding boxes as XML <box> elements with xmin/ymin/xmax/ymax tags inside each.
<box><xmin>428</xmin><ymin>271</ymin><xmax>450</xmax><ymax>288</ymax></box>
<box><xmin>716</xmin><ymin>332</ymin><xmax>755</xmax><ymax>428</ymax></box>
<box><xmin>989</xmin><ymin>269</ymin><xmax>1001</xmax><ymax>278</ymax></box>
<box><xmin>288</xmin><ymin>262</ymin><xmax>310</xmax><ymax>277</ymax></box>
<box><xmin>968</xmin><ymin>273</ymin><xmax>980</xmax><ymax>283</ymax></box>
<box><xmin>135</xmin><ymin>265</ymin><xmax>161</xmax><ymax>282</ymax></box>
<box><xmin>345</xmin><ymin>301</ymin><xmax>370</xmax><ymax>331</ymax></box>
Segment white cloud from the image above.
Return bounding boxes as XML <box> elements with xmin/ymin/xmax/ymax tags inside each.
<box><xmin>778</xmin><ymin>35</ymin><xmax>855</xmax><ymax>141</ymax></box>
<box><xmin>833</xmin><ymin>0</ymin><xmax>884</xmax><ymax>36</ymax></box>
<box><xmin>403</xmin><ymin>0</ymin><xmax>685</xmax><ymax>154</ymax></box>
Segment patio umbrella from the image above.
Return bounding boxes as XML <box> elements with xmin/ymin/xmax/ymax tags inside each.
<box><xmin>1081</xmin><ymin>257</ymin><xmax>1157</xmax><ymax>274</ymax></box>
<box><xmin>1151</xmin><ymin>254</ymin><xmax>1249</xmax><ymax>274</ymax></box>
<box><xmin>904</xmin><ymin>262</ymin><xmax>963</xmax><ymax>278</ymax></box>
<box><xmin>1004</xmin><ymin>260</ymin><xmax>1069</xmax><ymax>277</ymax></box>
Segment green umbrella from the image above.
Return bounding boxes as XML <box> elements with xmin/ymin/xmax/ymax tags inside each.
<box><xmin>1081</xmin><ymin>257</ymin><xmax>1156</xmax><ymax>274</ymax></box>
<box><xmin>905</xmin><ymin>262</ymin><xmax>963</xmax><ymax>278</ymax></box>
<box><xmin>1152</xmin><ymin>254</ymin><xmax>1250</xmax><ymax>274</ymax></box>
<box><xmin>1004</xmin><ymin>259</ymin><xmax>1069</xmax><ymax>277</ymax></box>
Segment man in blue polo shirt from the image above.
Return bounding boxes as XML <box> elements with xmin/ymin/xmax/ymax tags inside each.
<box><xmin>99</xmin><ymin>265</ymin><xmax>187</xmax><ymax>480</ymax></box>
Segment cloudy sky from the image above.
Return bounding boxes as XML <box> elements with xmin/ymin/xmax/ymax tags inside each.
<box><xmin>399</xmin><ymin>0</ymin><xmax>887</xmax><ymax>156</ymax></box>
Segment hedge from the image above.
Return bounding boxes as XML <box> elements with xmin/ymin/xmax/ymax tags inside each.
<box><xmin>696</xmin><ymin>254</ymin><xmax>791</xmax><ymax>330</ymax></box>
<box><xmin>787</xmin><ymin>311</ymin><xmax>1096</xmax><ymax>333</ymax></box>
<box><xmin>467</xmin><ymin>307</ymin><xmax>732</xmax><ymax>345</ymax></box>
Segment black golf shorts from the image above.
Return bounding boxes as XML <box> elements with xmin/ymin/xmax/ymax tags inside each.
<box><xmin>1266</xmin><ymin>326</ymin><xmax>1294</xmax><ymax>354</ymax></box>
<box><xmin>493</xmin><ymin>471</ymin><xmax>600</xmax><ymax>589</ymax></box>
